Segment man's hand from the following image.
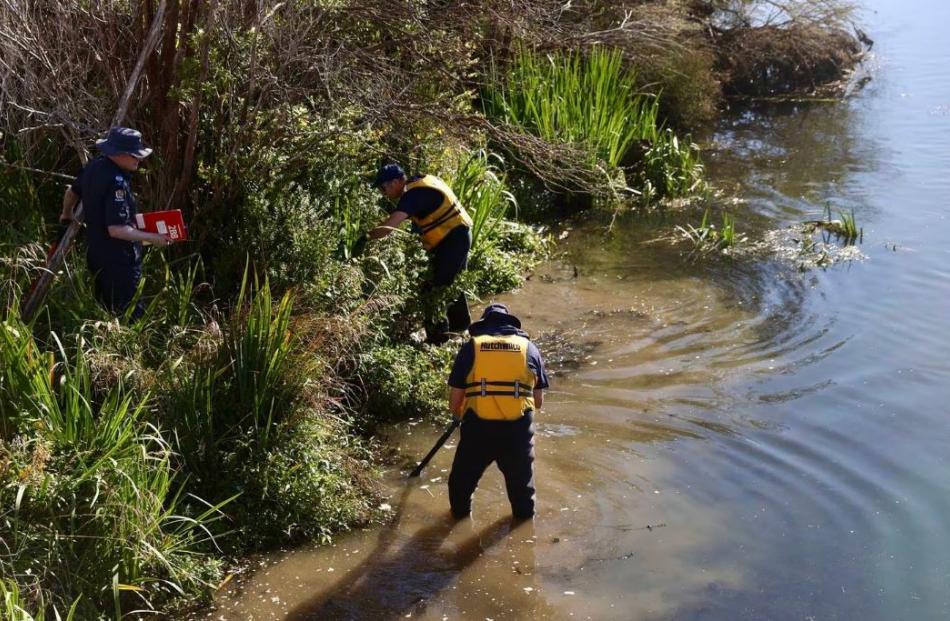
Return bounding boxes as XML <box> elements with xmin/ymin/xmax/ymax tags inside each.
<box><xmin>369</xmin><ymin>210</ymin><xmax>410</xmax><ymax>240</ymax></box>
<box><xmin>449</xmin><ymin>386</ymin><xmax>466</xmax><ymax>418</ymax></box>
<box><xmin>150</xmin><ymin>233</ymin><xmax>174</xmax><ymax>247</ymax></box>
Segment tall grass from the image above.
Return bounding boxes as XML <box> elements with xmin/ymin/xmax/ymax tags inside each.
<box><xmin>228</xmin><ymin>276</ymin><xmax>296</xmax><ymax>447</ymax></box>
<box><xmin>484</xmin><ymin>46</ymin><xmax>707</xmax><ymax>204</ymax></box>
<box><xmin>446</xmin><ymin>150</ymin><xmax>517</xmax><ymax>250</ymax></box>
<box><xmin>0</xmin><ymin>580</ymin><xmax>78</xmax><ymax>621</ymax></box>
<box><xmin>166</xmin><ymin>275</ymin><xmax>296</xmax><ymax>496</ymax></box>
<box><xmin>485</xmin><ymin>47</ymin><xmax>659</xmax><ymax>169</ymax></box>
<box><xmin>0</xmin><ymin>316</ymin><xmax>223</xmax><ymax>617</ymax></box>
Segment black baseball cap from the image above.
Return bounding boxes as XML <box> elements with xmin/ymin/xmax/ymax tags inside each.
<box><xmin>372</xmin><ymin>163</ymin><xmax>406</xmax><ymax>188</ymax></box>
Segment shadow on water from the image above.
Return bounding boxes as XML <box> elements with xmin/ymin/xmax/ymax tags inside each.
<box><xmin>284</xmin><ymin>485</ymin><xmax>549</xmax><ymax>620</ymax></box>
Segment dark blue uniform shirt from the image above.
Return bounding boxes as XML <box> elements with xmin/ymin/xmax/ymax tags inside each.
<box><xmin>396</xmin><ymin>177</ymin><xmax>443</xmax><ymax>221</ymax></box>
<box><xmin>70</xmin><ymin>156</ymin><xmax>142</xmax><ymax>268</ymax></box>
<box><xmin>448</xmin><ymin>327</ymin><xmax>550</xmax><ymax>390</ymax></box>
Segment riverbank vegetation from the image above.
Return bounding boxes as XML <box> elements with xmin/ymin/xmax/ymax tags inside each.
<box><xmin>0</xmin><ymin>0</ymin><xmax>864</xmax><ymax>616</ymax></box>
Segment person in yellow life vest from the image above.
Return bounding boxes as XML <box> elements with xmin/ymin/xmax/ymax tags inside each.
<box><xmin>446</xmin><ymin>303</ymin><xmax>550</xmax><ymax>520</ymax></box>
<box><xmin>369</xmin><ymin>163</ymin><xmax>472</xmax><ymax>343</ymax></box>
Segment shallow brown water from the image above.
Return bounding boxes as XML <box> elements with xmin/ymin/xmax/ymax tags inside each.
<box><xmin>207</xmin><ymin>1</ymin><xmax>950</xmax><ymax>618</ymax></box>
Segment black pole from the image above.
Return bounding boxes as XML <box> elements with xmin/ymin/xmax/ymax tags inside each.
<box><xmin>409</xmin><ymin>417</ymin><xmax>462</xmax><ymax>478</ymax></box>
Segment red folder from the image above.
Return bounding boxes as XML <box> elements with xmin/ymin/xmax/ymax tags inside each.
<box><xmin>135</xmin><ymin>209</ymin><xmax>187</xmax><ymax>241</ymax></box>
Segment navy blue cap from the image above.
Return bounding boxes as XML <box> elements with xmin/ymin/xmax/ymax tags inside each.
<box><xmin>96</xmin><ymin>127</ymin><xmax>152</xmax><ymax>159</ymax></box>
<box><xmin>477</xmin><ymin>303</ymin><xmax>522</xmax><ymax>328</ymax></box>
<box><xmin>372</xmin><ymin>163</ymin><xmax>406</xmax><ymax>188</ymax></box>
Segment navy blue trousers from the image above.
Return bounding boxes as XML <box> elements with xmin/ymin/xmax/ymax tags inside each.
<box><xmin>448</xmin><ymin>411</ymin><xmax>536</xmax><ymax>519</ymax></box>
<box><xmin>89</xmin><ymin>258</ymin><xmax>143</xmax><ymax>319</ymax></box>
<box><xmin>427</xmin><ymin>225</ymin><xmax>471</xmax><ymax>334</ymax></box>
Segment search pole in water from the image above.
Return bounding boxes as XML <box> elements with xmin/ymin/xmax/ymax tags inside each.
<box><xmin>409</xmin><ymin>417</ymin><xmax>462</xmax><ymax>478</ymax></box>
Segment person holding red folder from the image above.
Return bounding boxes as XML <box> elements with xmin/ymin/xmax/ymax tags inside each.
<box><xmin>60</xmin><ymin>127</ymin><xmax>174</xmax><ymax>318</ymax></box>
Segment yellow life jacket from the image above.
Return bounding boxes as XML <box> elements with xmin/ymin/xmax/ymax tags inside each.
<box><xmin>404</xmin><ymin>175</ymin><xmax>472</xmax><ymax>251</ymax></box>
<box><xmin>463</xmin><ymin>334</ymin><xmax>536</xmax><ymax>421</ymax></box>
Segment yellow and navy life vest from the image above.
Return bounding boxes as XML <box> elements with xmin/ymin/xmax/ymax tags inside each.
<box><xmin>463</xmin><ymin>334</ymin><xmax>536</xmax><ymax>420</ymax></box>
<box><xmin>405</xmin><ymin>175</ymin><xmax>473</xmax><ymax>251</ymax></box>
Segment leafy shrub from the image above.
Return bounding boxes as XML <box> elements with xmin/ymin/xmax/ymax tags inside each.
<box><xmin>0</xmin><ymin>319</ymin><xmax>222</xmax><ymax>617</ymax></box>
<box><xmin>226</xmin><ymin>413</ymin><xmax>376</xmax><ymax>547</ymax></box>
<box><xmin>358</xmin><ymin>343</ymin><xmax>456</xmax><ymax>423</ymax></box>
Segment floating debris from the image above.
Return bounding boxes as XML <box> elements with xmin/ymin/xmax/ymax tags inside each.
<box><xmin>737</xmin><ymin>226</ymin><xmax>867</xmax><ymax>269</ymax></box>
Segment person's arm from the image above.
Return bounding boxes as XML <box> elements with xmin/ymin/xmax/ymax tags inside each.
<box><xmin>528</xmin><ymin>341</ymin><xmax>548</xmax><ymax>413</ymax></box>
<box><xmin>61</xmin><ymin>187</ymin><xmax>79</xmax><ymax>222</ymax></box>
<box><xmin>369</xmin><ymin>210</ymin><xmax>409</xmax><ymax>239</ymax></box>
<box><xmin>450</xmin><ymin>387</ymin><xmax>466</xmax><ymax>418</ymax></box>
<box><xmin>107</xmin><ymin>224</ymin><xmax>173</xmax><ymax>246</ymax></box>
<box><xmin>447</xmin><ymin>340</ymin><xmax>474</xmax><ymax>418</ymax></box>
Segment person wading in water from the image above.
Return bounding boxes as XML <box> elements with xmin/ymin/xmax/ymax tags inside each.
<box><xmin>445</xmin><ymin>304</ymin><xmax>549</xmax><ymax>520</ymax></box>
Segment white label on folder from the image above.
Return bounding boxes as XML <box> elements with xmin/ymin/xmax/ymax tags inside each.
<box><xmin>135</xmin><ymin>214</ymin><xmax>145</xmax><ymax>228</ymax></box>
<box><xmin>157</xmin><ymin>221</ymin><xmax>168</xmax><ymax>234</ymax></box>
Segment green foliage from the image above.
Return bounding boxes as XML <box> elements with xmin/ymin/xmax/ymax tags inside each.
<box><xmin>483</xmin><ymin>46</ymin><xmax>707</xmax><ymax>207</ymax></box>
<box><xmin>0</xmin><ymin>579</ymin><xmax>79</xmax><ymax>621</ymax></box>
<box><xmin>675</xmin><ymin>208</ymin><xmax>745</xmax><ymax>256</ymax></box>
<box><xmin>820</xmin><ymin>203</ymin><xmax>862</xmax><ymax>244</ymax></box>
<box><xmin>446</xmin><ymin>150</ymin><xmax>518</xmax><ymax>250</ymax></box>
<box><xmin>163</xmin><ymin>278</ymin><xmax>295</xmax><ymax>488</ymax></box>
<box><xmin>358</xmin><ymin>343</ymin><xmax>456</xmax><ymax>423</ymax></box>
<box><xmin>635</xmin><ymin>128</ymin><xmax>707</xmax><ymax>204</ymax></box>
<box><xmin>0</xmin><ymin>318</ymin><xmax>223</xmax><ymax>617</ymax></box>
<box><xmin>838</xmin><ymin>209</ymin><xmax>861</xmax><ymax>243</ymax></box>
<box><xmin>485</xmin><ymin>47</ymin><xmax>659</xmax><ymax>169</ymax></box>
<box><xmin>227</xmin><ymin>413</ymin><xmax>374</xmax><ymax>547</ymax></box>
<box><xmin>464</xmin><ymin>221</ymin><xmax>547</xmax><ymax>297</ymax></box>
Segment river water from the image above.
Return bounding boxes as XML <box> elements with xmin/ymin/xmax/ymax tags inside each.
<box><xmin>208</xmin><ymin>1</ymin><xmax>950</xmax><ymax>618</ymax></box>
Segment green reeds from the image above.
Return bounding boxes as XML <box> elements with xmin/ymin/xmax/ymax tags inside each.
<box><xmin>167</xmin><ymin>273</ymin><xmax>296</xmax><ymax>484</ymax></box>
<box><xmin>484</xmin><ymin>47</ymin><xmax>659</xmax><ymax>169</ymax></box>
<box><xmin>675</xmin><ymin>208</ymin><xmax>744</xmax><ymax>256</ymax></box>
<box><xmin>636</xmin><ymin>128</ymin><xmax>706</xmax><ymax>202</ymax></box>
<box><xmin>484</xmin><ymin>46</ymin><xmax>706</xmax><ymax>203</ymax></box>
<box><xmin>838</xmin><ymin>208</ymin><xmax>862</xmax><ymax>243</ymax></box>
<box><xmin>228</xmin><ymin>275</ymin><xmax>295</xmax><ymax>448</ymax></box>
<box><xmin>0</xmin><ymin>316</ymin><xmax>223</xmax><ymax>617</ymax></box>
<box><xmin>806</xmin><ymin>204</ymin><xmax>863</xmax><ymax>244</ymax></box>
<box><xmin>0</xmin><ymin>579</ymin><xmax>79</xmax><ymax>621</ymax></box>
<box><xmin>447</xmin><ymin>150</ymin><xmax>517</xmax><ymax>250</ymax></box>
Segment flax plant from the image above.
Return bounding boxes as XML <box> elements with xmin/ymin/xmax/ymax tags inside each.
<box><xmin>0</xmin><ymin>316</ymin><xmax>223</xmax><ymax>617</ymax></box>
<box><xmin>446</xmin><ymin>150</ymin><xmax>517</xmax><ymax>250</ymax></box>
<box><xmin>485</xmin><ymin>47</ymin><xmax>659</xmax><ymax>169</ymax></box>
<box><xmin>229</xmin><ymin>275</ymin><xmax>295</xmax><ymax>449</ymax></box>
